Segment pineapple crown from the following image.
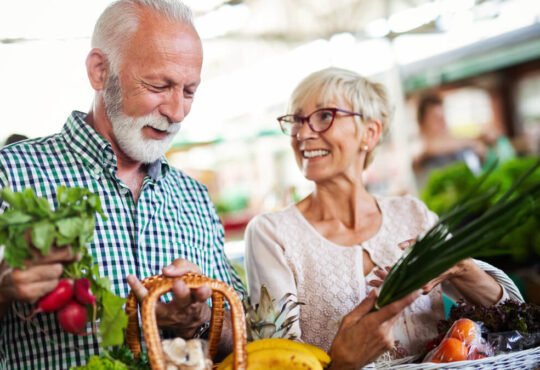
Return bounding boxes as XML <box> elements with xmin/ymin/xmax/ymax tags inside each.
<box><xmin>243</xmin><ymin>285</ymin><xmax>305</xmax><ymax>341</ymax></box>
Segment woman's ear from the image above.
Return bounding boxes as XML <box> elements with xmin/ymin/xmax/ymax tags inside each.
<box><xmin>86</xmin><ymin>48</ymin><xmax>109</xmax><ymax>91</ymax></box>
<box><xmin>362</xmin><ymin>120</ymin><xmax>383</xmax><ymax>151</ymax></box>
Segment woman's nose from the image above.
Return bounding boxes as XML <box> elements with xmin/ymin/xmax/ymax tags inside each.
<box><xmin>295</xmin><ymin>119</ymin><xmax>318</xmax><ymax>140</ymax></box>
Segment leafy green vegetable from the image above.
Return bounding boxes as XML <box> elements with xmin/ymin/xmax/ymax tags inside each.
<box><xmin>0</xmin><ymin>186</ymin><xmax>128</xmax><ymax>352</ymax></box>
<box><xmin>0</xmin><ymin>186</ymin><xmax>105</xmax><ymax>268</ymax></box>
<box><xmin>376</xmin><ymin>159</ymin><xmax>540</xmax><ymax>309</ymax></box>
<box><xmin>70</xmin><ymin>347</ymin><xmax>150</xmax><ymax>370</ymax></box>
<box><xmin>70</xmin><ymin>355</ymin><xmax>129</xmax><ymax>370</ymax></box>
<box><xmin>421</xmin><ymin>157</ymin><xmax>540</xmax><ymax>261</ymax></box>
<box><xmin>439</xmin><ymin>299</ymin><xmax>540</xmax><ymax>335</ymax></box>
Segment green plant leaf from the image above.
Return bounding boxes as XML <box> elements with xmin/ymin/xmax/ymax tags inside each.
<box><xmin>1</xmin><ymin>210</ymin><xmax>33</xmax><ymax>225</ymax></box>
<box><xmin>30</xmin><ymin>220</ymin><xmax>55</xmax><ymax>254</ymax></box>
<box><xmin>4</xmin><ymin>235</ymin><xmax>30</xmax><ymax>268</ymax></box>
<box><xmin>56</xmin><ymin>217</ymin><xmax>84</xmax><ymax>240</ymax></box>
<box><xmin>99</xmin><ymin>291</ymin><xmax>128</xmax><ymax>347</ymax></box>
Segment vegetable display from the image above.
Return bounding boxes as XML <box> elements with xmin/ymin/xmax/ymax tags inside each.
<box><xmin>0</xmin><ymin>186</ymin><xmax>128</xmax><ymax>347</ymax></box>
<box><xmin>376</xmin><ymin>159</ymin><xmax>540</xmax><ymax>309</ymax></box>
<box><xmin>421</xmin><ymin>157</ymin><xmax>540</xmax><ymax>262</ymax></box>
<box><xmin>439</xmin><ymin>299</ymin><xmax>540</xmax><ymax>336</ymax></box>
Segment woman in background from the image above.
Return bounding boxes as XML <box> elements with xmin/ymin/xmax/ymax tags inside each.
<box><xmin>244</xmin><ymin>67</ymin><xmax>522</xmax><ymax>368</ymax></box>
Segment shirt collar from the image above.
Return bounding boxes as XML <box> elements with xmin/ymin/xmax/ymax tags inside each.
<box><xmin>62</xmin><ymin>111</ymin><xmax>170</xmax><ymax>181</ymax></box>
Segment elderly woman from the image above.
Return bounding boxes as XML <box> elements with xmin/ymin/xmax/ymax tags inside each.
<box><xmin>244</xmin><ymin>67</ymin><xmax>522</xmax><ymax>368</ymax></box>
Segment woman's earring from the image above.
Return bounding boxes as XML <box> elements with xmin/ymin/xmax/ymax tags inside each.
<box><xmin>363</xmin><ymin>144</ymin><xmax>369</xmax><ymax>151</ymax></box>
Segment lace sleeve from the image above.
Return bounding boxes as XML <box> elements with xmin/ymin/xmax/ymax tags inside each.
<box><xmin>244</xmin><ymin>215</ymin><xmax>301</xmax><ymax>337</ymax></box>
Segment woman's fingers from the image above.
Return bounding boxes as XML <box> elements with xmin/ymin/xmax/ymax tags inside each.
<box><xmin>374</xmin><ymin>268</ymin><xmax>388</xmax><ymax>279</ymax></box>
<box><xmin>343</xmin><ymin>290</ymin><xmax>377</xmax><ymax>324</ymax></box>
<box><xmin>398</xmin><ymin>239</ymin><xmax>416</xmax><ymax>250</ymax></box>
<box><xmin>372</xmin><ymin>290</ymin><xmax>421</xmax><ymax>323</ymax></box>
<box><xmin>368</xmin><ymin>279</ymin><xmax>383</xmax><ymax>287</ymax></box>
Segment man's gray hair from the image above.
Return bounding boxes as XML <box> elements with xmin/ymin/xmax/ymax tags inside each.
<box><xmin>91</xmin><ymin>0</ymin><xmax>193</xmax><ymax>73</ymax></box>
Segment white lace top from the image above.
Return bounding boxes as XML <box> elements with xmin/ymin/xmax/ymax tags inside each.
<box><xmin>245</xmin><ymin>195</ymin><xmax>521</xmax><ymax>355</ymax></box>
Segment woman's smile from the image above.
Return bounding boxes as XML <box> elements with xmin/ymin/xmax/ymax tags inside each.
<box><xmin>302</xmin><ymin>149</ymin><xmax>330</xmax><ymax>159</ymax></box>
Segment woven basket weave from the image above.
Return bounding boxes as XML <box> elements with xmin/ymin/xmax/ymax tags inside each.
<box><xmin>364</xmin><ymin>346</ymin><xmax>540</xmax><ymax>369</ymax></box>
<box><xmin>125</xmin><ymin>274</ymin><xmax>247</xmax><ymax>370</ymax></box>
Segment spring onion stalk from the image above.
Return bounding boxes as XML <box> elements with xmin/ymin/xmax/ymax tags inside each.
<box><xmin>376</xmin><ymin>159</ymin><xmax>540</xmax><ymax>309</ymax></box>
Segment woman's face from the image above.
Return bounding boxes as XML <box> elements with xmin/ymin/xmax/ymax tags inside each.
<box><xmin>291</xmin><ymin>95</ymin><xmax>365</xmax><ymax>183</ymax></box>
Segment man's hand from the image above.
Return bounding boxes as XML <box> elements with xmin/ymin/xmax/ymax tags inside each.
<box><xmin>328</xmin><ymin>290</ymin><xmax>421</xmax><ymax>370</ymax></box>
<box><xmin>0</xmin><ymin>246</ymin><xmax>77</xmax><ymax>308</ymax></box>
<box><xmin>127</xmin><ymin>258</ymin><xmax>212</xmax><ymax>338</ymax></box>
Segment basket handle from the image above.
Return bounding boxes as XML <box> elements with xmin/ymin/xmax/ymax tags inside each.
<box><xmin>125</xmin><ymin>273</ymin><xmax>247</xmax><ymax>370</ymax></box>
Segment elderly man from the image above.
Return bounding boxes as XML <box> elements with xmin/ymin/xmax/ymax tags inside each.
<box><xmin>0</xmin><ymin>0</ymin><xmax>244</xmax><ymax>368</ymax></box>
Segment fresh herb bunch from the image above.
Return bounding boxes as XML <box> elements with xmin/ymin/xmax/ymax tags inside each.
<box><xmin>70</xmin><ymin>346</ymin><xmax>150</xmax><ymax>370</ymax></box>
<box><xmin>439</xmin><ymin>299</ymin><xmax>540</xmax><ymax>335</ymax></box>
<box><xmin>376</xmin><ymin>159</ymin><xmax>540</xmax><ymax>309</ymax></box>
<box><xmin>0</xmin><ymin>186</ymin><xmax>105</xmax><ymax>267</ymax></box>
<box><xmin>0</xmin><ymin>186</ymin><xmax>128</xmax><ymax>347</ymax></box>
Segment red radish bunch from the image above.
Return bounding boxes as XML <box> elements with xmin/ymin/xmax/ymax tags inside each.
<box><xmin>34</xmin><ymin>278</ymin><xmax>96</xmax><ymax>334</ymax></box>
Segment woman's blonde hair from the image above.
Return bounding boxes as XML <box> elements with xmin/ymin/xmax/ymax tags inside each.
<box><xmin>287</xmin><ymin>67</ymin><xmax>393</xmax><ymax>167</ymax></box>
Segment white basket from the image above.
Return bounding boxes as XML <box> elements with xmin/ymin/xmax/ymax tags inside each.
<box><xmin>363</xmin><ymin>346</ymin><xmax>540</xmax><ymax>370</ymax></box>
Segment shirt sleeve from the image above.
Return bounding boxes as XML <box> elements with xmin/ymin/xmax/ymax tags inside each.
<box><xmin>0</xmin><ymin>160</ymin><xmax>9</xmax><ymax>213</ymax></box>
<box><xmin>244</xmin><ymin>214</ymin><xmax>301</xmax><ymax>339</ymax></box>
<box><xmin>207</xmin><ymin>205</ymin><xmax>247</xmax><ymax>300</ymax></box>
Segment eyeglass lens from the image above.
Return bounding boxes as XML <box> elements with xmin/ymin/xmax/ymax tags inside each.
<box><xmin>280</xmin><ymin>109</ymin><xmax>336</xmax><ymax>135</ymax></box>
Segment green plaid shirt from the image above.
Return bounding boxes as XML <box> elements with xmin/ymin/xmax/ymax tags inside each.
<box><xmin>0</xmin><ymin>111</ymin><xmax>245</xmax><ymax>369</ymax></box>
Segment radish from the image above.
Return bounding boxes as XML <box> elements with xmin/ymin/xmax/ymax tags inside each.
<box><xmin>74</xmin><ymin>278</ymin><xmax>96</xmax><ymax>305</ymax></box>
<box><xmin>57</xmin><ymin>301</ymin><xmax>88</xmax><ymax>334</ymax></box>
<box><xmin>34</xmin><ymin>279</ymin><xmax>74</xmax><ymax>314</ymax></box>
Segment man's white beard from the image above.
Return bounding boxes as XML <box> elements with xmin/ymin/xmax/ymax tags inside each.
<box><xmin>103</xmin><ymin>73</ymin><xmax>181</xmax><ymax>164</ymax></box>
<box><xmin>111</xmin><ymin>112</ymin><xmax>180</xmax><ymax>164</ymax></box>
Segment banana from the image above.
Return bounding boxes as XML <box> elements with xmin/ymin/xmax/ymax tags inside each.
<box><xmin>218</xmin><ymin>347</ymin><xmax>323</xmax><ymax>370</ymax></box>
<box><xmin>297</xmin><ymin>342</ymin><xmax>331</xmax><ymax>367</ymax></box>
<box><xmin>246</xmin><ymin>338</ymin><xmax>316</xmax><ymax>356</ymax></box>
<box><xmin>217</xmin><ymin>339</ymin><xmax>328</xmax><ymax>370</ymax></box>
<box><xmin>248</xmin><ymin>348</ymin><xmax>323</xmax><ymax>369</ymax></box>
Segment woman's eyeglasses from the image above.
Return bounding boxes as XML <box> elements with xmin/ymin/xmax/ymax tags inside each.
<box><xmin>277</xmin><ymin>107</ymin><xmax>363</xmax><ymax>136</ymax></box>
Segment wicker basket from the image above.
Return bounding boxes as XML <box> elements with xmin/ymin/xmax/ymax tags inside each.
<box><xmin>364</xmin><ymin>346</ymin><xmax>540</xmax><ymax>369</ymax></box>
<box><xmin>125</xmin><ymin>274</ymin><xmax>247</xmax><ymax>370</ymax></box>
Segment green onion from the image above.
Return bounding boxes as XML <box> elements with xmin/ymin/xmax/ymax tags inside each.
<box><xmin>376</xmin><ymin>159</ymin><xmax>540</xmax><ymax>309</ymax></box>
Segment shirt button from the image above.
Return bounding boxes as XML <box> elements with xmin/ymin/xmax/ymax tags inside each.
<box><xmin>120</xmin><ymin>188</ymin><xmax>129</xmax><ymax>195</ymax></box>
<box><xmin>93</xmin><ymin>167</ymin><xmax>102</xmax><ymax>179</ymax></box>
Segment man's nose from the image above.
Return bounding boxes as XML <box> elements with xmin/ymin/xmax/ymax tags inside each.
<box><xmin>160</xmin><ymin>91</ymin><xmax>185</xmax><ymax>123</ymax></box>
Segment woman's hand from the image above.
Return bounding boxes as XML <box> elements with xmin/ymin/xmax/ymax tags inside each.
<box><xmin>327</xmin><ymin>290</ymin><xmax>421</xmax><ymax>370</ymax></box>
<box><xmin>368</xmin><ymin>240</ymin><xmax>471</xmax><ymax>295</ymax></box>
<box><xmin>368</xmin><ymin>240</ymin><xmax>503</xmax><ymax>305</ymax></box>
<box><xmin>127</xmin><ymin>258</ymin><xmax>212</xmax><ymax>338</ymax></box>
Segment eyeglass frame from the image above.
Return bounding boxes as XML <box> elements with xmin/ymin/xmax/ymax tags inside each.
<box><xmin>277</xmin><ymin>107</ymin><xmax>364</xmax><ymax>136</ymax></box>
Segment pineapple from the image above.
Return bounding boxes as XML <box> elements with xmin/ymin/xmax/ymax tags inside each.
<box><xmin>244</xmin><ymin>285</ymin><xmax>304</xmax><ymax>341</ymax></box>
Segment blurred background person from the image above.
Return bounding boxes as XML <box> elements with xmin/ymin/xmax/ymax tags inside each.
<box><xmin>412</xmin><ymin>94</ymin><xmax>497</xmax><ymax>180</ymax></box>
<box><xmin>413</xmin><ymin>95</ymin><xmax>497</xmax><ymax>174</ymax></box>
<box><xmin>3</xmin><ymin>134</ymin><xmax>28</xmax><ymax>146</ymax></box>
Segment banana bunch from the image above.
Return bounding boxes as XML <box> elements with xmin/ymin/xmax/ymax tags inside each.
<box><xmin>217</xmin><ymin>338</ymin><xmax>330</xmax><ymax>370</ymax></box>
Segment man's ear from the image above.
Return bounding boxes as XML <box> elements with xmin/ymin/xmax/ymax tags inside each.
<box><xmin>86</xmin><ymin>48</ymin><xmax>109</xmax><ymax>91</ymax></box>
<box><xmin>362</xmin><ymin>120</ymin><xmax>383</xmax><ymax>150</ymax></box>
